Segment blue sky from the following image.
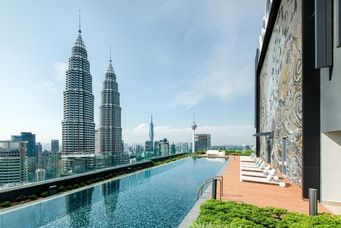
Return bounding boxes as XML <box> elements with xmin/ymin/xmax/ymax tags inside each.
<box><xmin>0</xmin><ymin>0</ymin><xmax>264</xmax><ymax>147</ymax></box>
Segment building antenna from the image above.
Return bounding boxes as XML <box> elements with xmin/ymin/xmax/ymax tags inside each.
<box><xmin>78</xmin><ymin>9</ymin><xmax>82</xmax><ymax>33</ymax></box>
<box><xmin>109</xmin><ymin>45</ymin><xmax>112</xmax><ymax>63</ymax></box>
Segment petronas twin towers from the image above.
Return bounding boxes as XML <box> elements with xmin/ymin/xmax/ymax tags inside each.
<box><xmin>62</xmin><ymin>23</ymin><xmax>122</xmax><ymax>162</ymax></box>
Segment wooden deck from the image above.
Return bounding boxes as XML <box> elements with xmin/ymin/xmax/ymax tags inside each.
<box><xmin>217</xmin><ymin>156</ymin><xmax>328</xmax><ymax>214</ymax></box>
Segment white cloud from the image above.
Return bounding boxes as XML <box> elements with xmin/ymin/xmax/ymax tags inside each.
<box><xmin>125</xmin><ymin>123</ymin><xmax>255</xmax><ymax>145</ymax></box>
<box><xmin>169</xmin><ymin>1</ymin><xmax>259</xmax><ymax>109</ymax></box>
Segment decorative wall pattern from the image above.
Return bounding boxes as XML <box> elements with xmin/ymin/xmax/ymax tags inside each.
<box><xmin>259</xmin><ymin>0</ymin><xmax>302</xmax><ymax>185</ymax></box>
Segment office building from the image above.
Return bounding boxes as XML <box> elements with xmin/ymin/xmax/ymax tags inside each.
<box><xmin>51</xmin><ymin>140</ymin><xmax>59</xmax><ymax>153</ymax></box>
<box><xmin>176</xmin><ymin>142</ymin><xmax>189</xmax><ymax>153</ymax></box>
<box><xmin>145</xmin><ymin>140</ymin><xmax>154</xmax><ymax>158</ymax></box>
<box><xmin>35</xmin><ymin>168</ymin><xmax>46</xmax><ymax>182</ymax></box>
<box><xmin>159</xmin><ymin>138</ymin><xmax>169</xmax><ymax>156</ymax></box>
<box><xmin>149</xmin><ymin>115</ymin><xmax>154</xmax><ymax>150</ymax></box>
<box><xmin>40</xmin><ymin>151</ymin><xmax>58</xmax><ymax>180</ymax></box>
<box><xmin>62</xmin><ymin>23</ymin><xmax>95</xmax><ymax>154</ymax></box>
<box><xmin>170</xmin><ymin>144</ymin><xmax>176</xmax><ymax>155</ymax></box>
<box><xmin>11</xmin><ymin>132</ymin><xmax>36</xmax><ymax>157</ymax></box>
<box><xmin>35</xmin><ymin>143</ymin><xmax>42</xmax><ymax>157</ymax></box>
<box><xmin>99</xmin><ymin>53</ymin><xmax>123</xmax><ymax>165</ymax></box>
<box><xmin>194</xmin><ymin>134</ymin><xmax>211</xmax><ymax>152</ymax></box>
<box><xmin>0</xmin><ymin>141</ymin><xmax>28</xmax><ymax>186</ymax></box>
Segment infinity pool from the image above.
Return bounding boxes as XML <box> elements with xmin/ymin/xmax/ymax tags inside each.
<box><xmin>0</xmin><ymin>157</ymin><xmax>227</xmax><ymax>228</ymax></box>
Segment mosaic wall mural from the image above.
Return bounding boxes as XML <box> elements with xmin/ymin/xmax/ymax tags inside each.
<box><xmin>259</xmin><ymin>0</ymin><xmax>302</xmax><ymax>185</ymax></box>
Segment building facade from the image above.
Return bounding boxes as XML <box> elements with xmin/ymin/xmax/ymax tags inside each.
<box><xmin>149</xmin><ymin>115</ymin><xmax>154</xmax><ymax>150</ymax></box>
<box><xmin>0</xmin><ymin>141</ymin><xmax>28</xmax><ymax>186</ymax></box>
<box><xmin>145</xmin><ymin>140</ymin><xmax>154</xmax><ymax>158</ymax></box>
<box><xmin>99</xmin><ymin>57</ymin><xmax>124</xmax><ymax>165</ymax></box>
<box><xmin>158</xmin><ymin>138</ymin><xmax>169</xmax><ymax>156</ymax></box>
<box><xmin>194</xmin><ymin>134</ymin><xmax>211</xmax><ymax>152</ymax></box>
<box><xmin>255</xmin><ymin>0</ymin><xmax>341</xmax><ymax>206</ymax></box>
<box><xmin>11</xmin><ymin>132</ymin><xmax>36</xmax><ymax>157</ymax></box>
<box><xmin>62</xmin><ymin>28</ymin><xmax>95</xmax><ymax>154</ymax></box>
<box><xmin>51</xmin><ymin>140</ymin><xmax>59</xmax><ymax>153</ymax></box>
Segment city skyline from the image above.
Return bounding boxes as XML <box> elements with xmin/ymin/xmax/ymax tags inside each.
<box><xmin>0</xmin><ymin>0</ymin><xmax>264</xmax><ymax>146</ymax></box>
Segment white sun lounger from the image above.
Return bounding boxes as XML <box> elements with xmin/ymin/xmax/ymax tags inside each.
<box><xmin>240</xmin><ymin>153</ymin><xmax>256</xmax><ymax>162</ymax></box>
<box><xmin>240</xmin><ymin>164</ymin><xmax>270</xmax><ymax>172</ymax></box>
<box><xmin>240</xmin><ymin>172</ymin><xmax>286</xmax><ymax>187</ymax></box>
<box><xmin>241</xmin><ymin>169</ymin><xmax>278</xmax><ymax>179</ymax></box>
<box><xmin>240</xmin><ymin>160</ymin><xmax>264</xmax><ymax>168</ymax></box>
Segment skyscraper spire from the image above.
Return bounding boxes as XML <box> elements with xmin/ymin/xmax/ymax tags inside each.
<box><xmin>109</xmin><ymin>45</ymin><xmax>112</xmax><ymax>63</ymax></box>
<box><xmin>62</xmin><ymin>15</ymin><xmax>95</xmax><ymax>154</ymax></box>
<box><xmin>99</xmin><ymin>50</ymin><xmax>123</xmax><ymax>165</ymax></box>
<box><xmin>149</xmin><ymin>114</ymin><xmax>154</xmax><ymax>145</ymax></box>
<box><xmin>78</xmin><ymin>9</ymin><xmax>82</xmax><ymax>33</ymax></box>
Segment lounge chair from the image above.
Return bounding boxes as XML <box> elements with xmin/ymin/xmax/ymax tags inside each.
<box><xmin>240</xmin><ymin>164</ymin><xmax>270</xmax><ymax>173</ymax></box>
<box><xmin>241</xmin><ymin>169</ymin><xmax>278</xmax><ymax>179</ymax></box>
<box><xmin>240</xmin><ymin>153</ymin><xmax>256</xmax><ymax>162</ymax></box>
<box><xmin>240</xmin><ymin>171</ymin><xmax>286</xmax><ymax>187</ymax></box>
<box><xmin>240</xmin><ymin>159</ymin><xmax>264</xmax><ymax>168</ymax></box>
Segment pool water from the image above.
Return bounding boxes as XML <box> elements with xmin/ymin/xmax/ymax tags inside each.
<box><xmin>0</xmin><ymin>157</ymin><xmax>227</xmax><ymax>228</ymax></box>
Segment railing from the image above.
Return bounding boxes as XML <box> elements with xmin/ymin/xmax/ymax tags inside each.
<box><xmin>197</xmin><ymin>176</ymin><xmax>223</xmax><ymax>200</ymax></box>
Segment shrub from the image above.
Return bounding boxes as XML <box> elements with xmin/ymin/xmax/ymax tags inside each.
<box><xmin>0</xmin><ymin>201</ymin><xmax>12</xmax><ymax>208</ymax></box>
<box><xmin>66</xmin><ymin>186</ymin><xmax>73</xmax><ymax>191</ymax></box>
<box><xmin>86</xmin><ymin>180</ymin><xmax>91</xmax><ymax>185</ymax></box>
<box><xmin>73</xmin><ymin>184</ymin><xmax>80</xmax><ymax>189</ymax></box>
<box><xmin>40</xmin><ymin>191</ymin><xmax>49</xmax><ymax>197</ymax></box>
<box><xmin>14</xmin><ymin>195</ymin><xmax>27</xmax><ymax>202</ymax></box>
<box><xmin>29</xmin><ymin>195</ymin><xmax>38</xmax><ymax>200</ymax></box>
<box><xmin>192</xmin><ymin>200</ymin><xmax>341</xmax><ymax>227</ymax></box>
<box><xmin>80</xmin><ymin>182</ymin><xmax>86</xmax><ymax>187</ymax></box>
<box><xmin>58</xmin><ymin>185</ymin><xmax>65</xmax><ymax>192</ymax></box>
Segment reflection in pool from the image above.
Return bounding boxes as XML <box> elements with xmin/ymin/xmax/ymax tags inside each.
<box><xmin>0</xmin><ymin>157</ymin><xmax>227</xmax><ymax>228</ymax></box>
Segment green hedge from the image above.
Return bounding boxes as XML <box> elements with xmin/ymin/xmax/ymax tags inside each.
<box><xmin>224</xmin><ymin>150</ymin><xmax>253</xmax><ymax>156</ymax></box>
<box><xmin>191</xmin><ymin>200</ymin><xmax>341</xmax><ymax>227</ymax></box>
<box><xmin>152</xmin><ymin>154</ymin><xmax>189</xmax><ymax>166</ymax></box>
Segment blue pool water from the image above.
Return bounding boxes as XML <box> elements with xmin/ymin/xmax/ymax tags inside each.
<box><xmin>0</xmin><ymin>157</ymin><xmax>227</xmax><ymax>228</ymax></box>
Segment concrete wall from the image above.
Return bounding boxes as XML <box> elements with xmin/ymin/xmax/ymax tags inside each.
<box><xmin>320</xmin><ymin>2</ymin><xmax>341</xmax><ymax>132</ymax></box>
<box><xmin>321</xmin><ymin>132</ymin><xmax>341</xmax><ymax>203</ymax></box>
<box><xmin>320</xmin><ymin>2</ymin><xmax>341</xmax><ymax>204</ymax></box>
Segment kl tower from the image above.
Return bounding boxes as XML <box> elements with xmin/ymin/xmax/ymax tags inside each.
<box><xmin>191</xmin><ymin>115</ymin><xmax>197</xmax><ymax>153</ymax></box>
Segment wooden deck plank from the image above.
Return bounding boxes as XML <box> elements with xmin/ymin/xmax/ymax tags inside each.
<box><xmin>216</xmin><ymin>156</ymin><xmax>328</xmax><ymax>214</ymax></box>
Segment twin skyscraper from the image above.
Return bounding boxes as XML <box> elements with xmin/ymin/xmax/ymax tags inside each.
<box><xmin>62</xmin><ymin>20</ymin><xmax>123</xmax><ymax>165</ymax></box>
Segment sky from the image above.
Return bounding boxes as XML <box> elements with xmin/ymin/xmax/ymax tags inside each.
<box><xmin>0</xmin><ymin>0</ymin><xmax>264</xmax><ymax>148</ymax></box>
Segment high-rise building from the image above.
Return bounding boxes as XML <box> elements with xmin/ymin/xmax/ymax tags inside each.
<box><xmin>194</xmin><ymin>134</ymin><xmax>211</xmax><ymax>152</ymax></box>
<box><xmin>99</xmin><ymin>52</ymin><xmax>123</xmax><ymax>165</ymax></box>
<box><xmin>153</xmin><ymin>141</ymin><xmax>161</xmax><ymax>157</ymax></box>
<box><xmin>35</xmin><ymin>142</ymin><xmax>42</xmax><ymax>157</ymax></box>
<box><xmin>149</xmin><ymin>115</ymin><xmax>154</xmax><ymax>149</ymax></box>
<box><xmin>51</xmin><ymin>140</ymin><xmax>59</xmax><ymax>153</ymax></box>
<box><xmin>0</xmin><ymin>141</ymin><xmax>28</xmax><ymax>186</ymax></box>
<box><xmin>11</xmin><ymin>132</ymin><xmax>36</xmax><ymax>181</ymax></box>
<box><xmin>11</xmin><ymin>132</ymin><xmax>36</xmax><ymax>157</ymax></box>
<box><xmin>176</xmin><ymin>142</ymin><xmax>189</xmax><ymax>153</ymax></box>
<box><xmin>62</xmin><ymin>22</ymin><xmax>95</xmax><ymax>154</ymax></box>
<box><xmin>35</xmin><ymin>168</ymin><xmax>46</xmax><ymax>182</ymax></box>
<box><xmin>170</xmin><ymin>144</ymin><xmax>176</xmax><ymax>155</ymax></box>
<box><xmin>159</xmin><ymin>138</ymin><xmax>169</xmax><ymax>156</ymax></box>
<box><xmin>145</xmin><ymin>140</ymin><xmax>154</xmax><ymax>158</ymax></box>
